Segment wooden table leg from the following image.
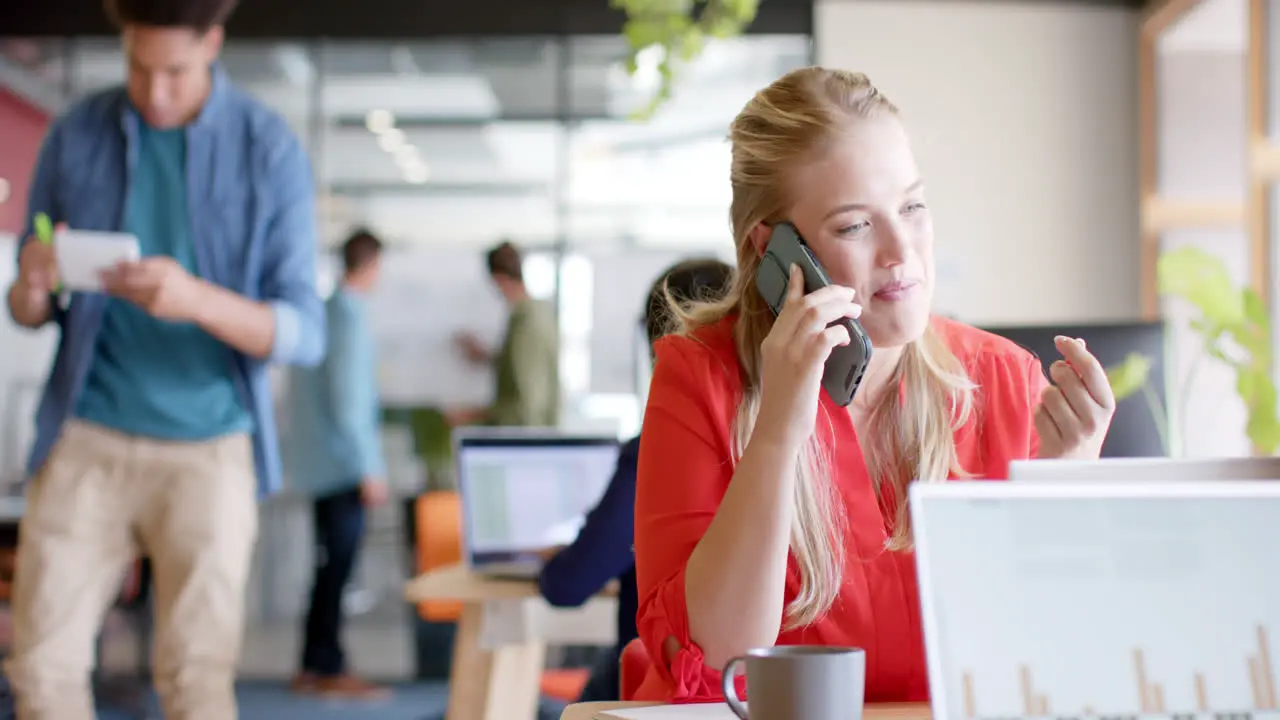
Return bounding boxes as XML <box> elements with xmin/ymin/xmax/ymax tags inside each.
<box><xmin>447</xmin><ymin>601</ymin><xmax>547</xmax><ymax>720</ymax></box>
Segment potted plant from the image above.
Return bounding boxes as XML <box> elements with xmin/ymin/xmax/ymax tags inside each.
<box><xmin>1105</xmin><ymin>351</ymin><xmax>1171</xmax><ymax>455</ymax></box>
<box><xmin>1101</xmin><ymin>246</ymin><xmax>1280</xmax><ymax>457</ymax></box>
<box><xmin>1096</xmin><ymin>246</ymin><xmax>1280</xmax><ymax>457</ymax></box>
<box><xmin>612</xmin><ymin>0</ymin><xmax>762</xmax><ymax>118</ymax></box>
<box><xmin>1155</xmin><ymin>245</ymin><xmax>1280</xmax><ymax>455</ymax></box>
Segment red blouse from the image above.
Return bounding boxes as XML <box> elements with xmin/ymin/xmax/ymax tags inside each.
<box><xmin>632</xmin><ymin>315</ymin><xmax>1049</xmax><ymax>703</ymax></box>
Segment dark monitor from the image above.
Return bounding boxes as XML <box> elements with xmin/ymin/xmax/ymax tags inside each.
<box><xmin>980</xmin><ymin>321</ymin><xmax>1168</xmax><ymax>458</ymax></box>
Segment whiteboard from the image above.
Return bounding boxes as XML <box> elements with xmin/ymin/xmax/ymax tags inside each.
<box><xmin>366</xmin><ymin>248</ymin><xmax>506</xmax><ymax>408</ymax></box>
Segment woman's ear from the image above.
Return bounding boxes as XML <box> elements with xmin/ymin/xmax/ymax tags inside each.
<box><xmin>748</xmin><ymin>223</ymin><xmax>772</xmax><ymax>258</ymax></box>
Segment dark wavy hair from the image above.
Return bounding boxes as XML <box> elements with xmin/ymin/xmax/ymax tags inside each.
<box><xmin>642</xmin><ymin>258</ymin><xmax>734</xmax><ymax>358</ymax></box>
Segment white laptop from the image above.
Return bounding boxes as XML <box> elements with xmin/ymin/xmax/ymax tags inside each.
<box><xmin>455</xmin><ymin>427</ymin><xmax>621</xmax><ymax>580</ymax></box>
<box><xmin>911</xmin><ymin>480</ymin><xmax>1280</xmax><ymax>720</ymax></box>
<box><xmin>1010</xmin><ymin>456</ymin><xmax>1280</xmax><ymax>482</ymax></box>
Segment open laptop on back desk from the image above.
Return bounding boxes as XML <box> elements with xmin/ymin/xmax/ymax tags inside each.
<box><xmin>456</xmin><ymin>428</ymin><xmax>620</xmax><ymax>580</ymax></box>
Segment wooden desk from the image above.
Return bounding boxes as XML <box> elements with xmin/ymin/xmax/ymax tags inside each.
<box><xmin>405</xmin><ymin>563</ymin><xmax>546</xmax><ymax>603</ymax></box>
<box><xmin>560</xmin><ymin>701</ymin><xmax>933</xmax><ymax>720</ymax></box>
<box><xmin>405</xmin><ymin>563</ymin><xmax>618</xmax><ymax>602</ymax></box>
<box><xmin>404</xmin><ymin>562</ymin><xmax>616</xmax><ymax>720</ymax></box>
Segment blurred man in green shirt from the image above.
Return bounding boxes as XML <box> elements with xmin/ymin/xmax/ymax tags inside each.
<box><xmin>447</xmin><ymin>241</ymin><xmax>560</xmax><ymax>428</ymax></box>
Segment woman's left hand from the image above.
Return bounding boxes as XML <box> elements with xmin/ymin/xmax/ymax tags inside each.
<box><xmin>1034</xmin><ymin>335</ymin><xmax>1116</xmax><ymax>460</ymax></box>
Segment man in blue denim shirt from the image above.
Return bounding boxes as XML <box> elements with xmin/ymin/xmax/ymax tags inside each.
<box><xmin>2</xmin><ymin>0</ymin><xmax>323</xmax><ymax>717</ymax></box>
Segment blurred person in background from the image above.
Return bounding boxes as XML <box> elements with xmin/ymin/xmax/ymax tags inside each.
<box><xmin>3</xmin><ymin>0</ymin><xmax>324</xmax><ymax>717</ymax></box>
<box><xmin>536</xmin><ymin>257</ymin><xmax>733</xmax><ymax>703</ymax></box>
<box><xmin>285</xmin><ymin>229</ymin><xmax>390</xmax><ymax>701</ymax></box>
<box><xmin>447</xmin><ymin>240</ymin><xmax>560</xmax><ymax>428</ymax></box>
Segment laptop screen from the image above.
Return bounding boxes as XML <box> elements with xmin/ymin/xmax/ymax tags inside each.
<box><xmin>457</xmin><ymin>434</ymin><xmax>621</xmax><ymax>565</ymax></box>
<box><xmin>911</xmin><ymin>482</ymin><xmax>1280</xmax><ymax>720</ymax></box>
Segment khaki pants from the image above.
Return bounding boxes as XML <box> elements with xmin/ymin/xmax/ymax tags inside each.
<box><xmin>5</xmin><ymin>420</ymin><xmax>259</xmax><ymax>720</ymax></box>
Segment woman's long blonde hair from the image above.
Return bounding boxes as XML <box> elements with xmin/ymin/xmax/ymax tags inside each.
<box><xmin>671</xmin><ymin>67</ymin><xmax>976</xmax><ymax>629</ymax></box>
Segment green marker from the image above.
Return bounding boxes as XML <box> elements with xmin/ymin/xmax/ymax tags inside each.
<box><xmin>33</xmin><ymin>212</ymin><xmax>61</xmax><ymax>292</ymax></box>
<box><xmin>33</xmin><ymin>212</ymin><xmax>52</xmax><ymax>245</ymax></box>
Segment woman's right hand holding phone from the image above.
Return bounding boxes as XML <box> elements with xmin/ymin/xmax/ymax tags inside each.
<box><xmin>756</xmin><ymin>264</ymin><xmax>862</xmax><ymax>452</ymax></box>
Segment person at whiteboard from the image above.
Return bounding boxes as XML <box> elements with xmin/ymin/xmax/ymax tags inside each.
<box><xmin>445</xmin><ymin>241</ymin><xmax>560</xmax><ymax>428</ymax></box>
<box><xmin>536</xmin><ymin>257</ymin><xmax>733</xmax><ymax>703</ymax></box>
<box><xmin>631</xmin><ymin>67</ymin><xmax>1117</xmax><ymax>704</ymax></box>
<box><xmin>284</xmin><ymin>229</ymin><xmax>390</xmax><ymax>701</ymax></box>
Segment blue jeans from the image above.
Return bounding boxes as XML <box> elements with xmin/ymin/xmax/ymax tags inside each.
<box><xmin>300</xmin><ymin>486</ymin><xmax>365</xmax><ymax>676</ymax></box>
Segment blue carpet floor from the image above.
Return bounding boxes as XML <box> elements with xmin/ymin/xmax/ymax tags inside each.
<box><xmin>96</xmin><ymin>681</ymin><xmax>568</xmax><ymax>720</ymax></box>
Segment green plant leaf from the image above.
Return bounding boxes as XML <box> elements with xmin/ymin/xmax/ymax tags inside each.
<box><xmin>1240</xmin><ymin>367</ymin><xmax>1280</xmax><ymax>454</ymax></box>
<box><xmin>676</xmin><ymin>27</ymin><xmax>706</xmax><ymax>60</ymax></box>
<box><xmin>1157</xmin><ymin>246</ymin><xmax>1245</xmax><ymax>326</ymax></box>
<box><xmin>408</xmin><ymin>407</ymin><xmax>453</xmax><ymax>475</ymax></box>
<box><xmin>1105</xmin><ymin>352</ymin><xmax>1153</xmax><ymax>402</ymax></box>
<box><xmin>1244</xmin><ymin>288</ymin><xmax>1271</xmax><ymax>330</ymax></box>
<box><xmin>614</xmin><ymin>0</ymin><xmax>760</xmax><ymax>119</ymax></box>
<box><xmin>1159</xmin><ymin>245</ymin><xmax>1280</xmax><ymax>455</ymax></box>
<box><xmin>1235</xmin><ymin>288</ymin><xmax>1275</xmax><ymax>364</ymax></box>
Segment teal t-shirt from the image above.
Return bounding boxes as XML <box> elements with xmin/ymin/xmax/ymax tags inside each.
<box><xmin>76</xmin><ymin>123</ymin><xmax>252</xmax><ymax>440</ymax></box>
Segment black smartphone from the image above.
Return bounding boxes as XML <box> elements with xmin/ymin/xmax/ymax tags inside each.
<box><xmin>755</xmin><ymin>222</ymin><xmax>873</xmax><ymax>407</ymax></box>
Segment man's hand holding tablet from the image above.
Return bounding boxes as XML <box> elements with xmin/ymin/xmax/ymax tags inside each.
<box><xmin>52</xmin><ymin>228</ymin><xmax>142</xmax><ymax>293</ymax></box>
<box><xmin>43</xmin><ymin>227</ymin><xmax>202</xmax><ymax>322</ymax></box>
<box><xmin>99</xmin><ymin>255</ymin><xmax>206</xmax><ymax>321</ymax></box>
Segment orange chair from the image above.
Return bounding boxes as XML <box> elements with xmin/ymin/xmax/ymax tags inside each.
<box><xmin>414</xmin><ymin>491</ymin><xmax>464</xmax><ymax>623</ymax></box>
<box><xmin>620</xmin><ymin>638</ymin><xmax>649</xmax><ymax>700</ymax></box>
<box><xmin>539</xmin><ymin>668</ymin><xmax>591</xmax><ymax>702</ymax></box>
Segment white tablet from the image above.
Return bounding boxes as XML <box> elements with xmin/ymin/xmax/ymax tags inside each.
<box><xmin>53</xmin><ymin>230</ymin><xmax>141</xmax><ymax>292</ymax></box>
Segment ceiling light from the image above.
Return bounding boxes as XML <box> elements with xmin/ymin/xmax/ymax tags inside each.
<box><xmin>403</xmin><ymin>164</ymin><xmax>430</xmax><ymax>184</ymax></box>
<box><xmin>399</xmin><ymin>154</ymin><xmax>427</xmax><ymax>174</ymax></box>
<box><xmin>378</xmin><ymin>128</ymin><xmax>405</xmax><ymax>152</ymax></box>
<box><xmin>365</xmin><ymin>109</ymin><xmax>395</xmax><ymax>134</ymax></box>
<box><xmin>394</xmin><ymin>144</ymin><xmax>419</xmax><ymax>165</ymax></box>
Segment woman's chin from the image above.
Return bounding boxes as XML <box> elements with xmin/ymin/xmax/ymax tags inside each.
<box><xmin>862</xmin><ymin>308</ymin><xmax>931</xmax><ymax>349</ymax></box>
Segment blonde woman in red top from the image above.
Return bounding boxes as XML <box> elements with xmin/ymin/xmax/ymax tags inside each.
<box><xmin>632</xmin><ymin>67</ymin><xmax>1117</xmax><ymax>704</ymax></box>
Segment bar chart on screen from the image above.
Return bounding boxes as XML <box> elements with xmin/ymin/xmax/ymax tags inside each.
<box><xmin>956</xmin><ymin>626</ymin><xmax>1278</xmax><ymax>720</ymax></box>
<box><xmin>916</xmin><ymin>494</ymin><xmax>1280</xmax><ymax>720</ymax></box>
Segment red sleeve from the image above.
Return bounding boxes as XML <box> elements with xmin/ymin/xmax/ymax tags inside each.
<box><xmin>633</xmin><ymin>336</ymin><xmax>745</xmax><ymax>702</ymax></box>
<box><xmin>977</xmin><ymin>349</ymin><xmax>1051</xmax><ymax>478</ymax></box>
<box><xmin>1026</xmin><ymin>354</ymin><xmax>1051</xmax><ymax>459</ymax></box>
